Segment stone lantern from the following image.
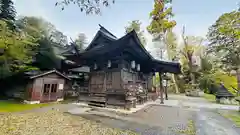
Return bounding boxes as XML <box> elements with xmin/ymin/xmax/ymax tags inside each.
<box><xmin>230</xmin><ymin>70</ymin><xmax>237</xmax><ymax>76</ymax></box>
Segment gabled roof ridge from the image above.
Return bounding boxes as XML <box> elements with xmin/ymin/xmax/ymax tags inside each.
<box><xmin>125</xmin><ymin>30</ymin><xmax>153</xmax><ymax>59</ymax></box>
<box><xmin>29</xmin><ymin>69</ymin><xmax>70</xmax><ymax>80</ymax></box>
<box><xmin>85</xmin><ymin>29</ymin><xmax>117</xmax><ymax>51</ymax></box>
<box><xmin>99</xmin><ymin>24</ymin><xmax>117</xmax><ymax>38</ymax></box>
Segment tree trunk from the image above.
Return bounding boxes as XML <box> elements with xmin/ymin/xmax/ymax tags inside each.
<box><xmin>190</xmin><ymin>72</ymin><xmax>196</xmax><ymax>85</ymax></box>
<box><xmin>172</xmin><ymin>74</ymin><xmax>179</xmax><ymax>93</ymax></box>
<box><xmin>164</xmin><ymin>86</ymin><xmax>168</xmax><ymax>100</ymax></box>
<box><xmin>163</xmin><ymin>33</ymin><xmax>180</xmax><ymax>94</ymax></box>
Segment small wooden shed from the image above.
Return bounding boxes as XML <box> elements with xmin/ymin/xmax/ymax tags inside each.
<box><xmin>24</xmin><ymin>70</ymin><xmax>70</xmax><ymax>104</ymax></box>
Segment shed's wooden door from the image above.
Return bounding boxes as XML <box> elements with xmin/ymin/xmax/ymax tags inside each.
<box><xmin>41</xmin><ymin>79</ymin><xmax>59</xmax><ymax>102</ymax></box>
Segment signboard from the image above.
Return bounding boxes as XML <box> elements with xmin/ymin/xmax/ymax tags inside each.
<box><xmin>59</xmin><ymin>84</ymin><xmax>64</xmax><ymax>90</ymax></box>
<box><xmin>192</xmin><ymin>56</ymin><xmax>201</xmax><ymax>66</ymax></box>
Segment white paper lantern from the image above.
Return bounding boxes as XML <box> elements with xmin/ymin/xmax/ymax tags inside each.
<box><xmin>131</xmin><ymin>61</ymin><xmax>136</xmax><ymax>69</ymax></box>
<box><xmin>107</xmin><ymin>60</ymin><xmax>111</xmax><ymax>68</ymax></box>
<box><xmin>84</xmin><ymin>74</ymin><xmax>89</xmax><ymax>80</ymax></box>
<box><xmin>137</xmin><ymin>64</ymin><xmax>140</xmax><ymax>71</ymax></box>
<box><xmin>94</xmin><ymin>63</ymin><xmax>97</xmax><ymax>70</ymax></box>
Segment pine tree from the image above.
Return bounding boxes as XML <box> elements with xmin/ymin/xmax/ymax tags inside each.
<box><xmin>0</xmin><ymin>0</ymin><xmax>16</xmax><ymax>30</ymax></box>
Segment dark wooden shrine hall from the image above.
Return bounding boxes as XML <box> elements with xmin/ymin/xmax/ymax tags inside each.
<box><xmin>63</xmin><ymin>24</ymin><xmax>181</xmax><ymax>109</ymax></box>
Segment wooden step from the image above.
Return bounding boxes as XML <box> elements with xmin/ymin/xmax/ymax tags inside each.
<box><xmin>88</xmin><ymin>101</ymin><xmax>106</xmax><ymax>107</ymax></box>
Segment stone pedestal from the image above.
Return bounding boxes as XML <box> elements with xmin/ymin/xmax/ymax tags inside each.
<box><xmin>185</xmin><ymin>89</ymin><xmax>204</xmax><ymax>97</ymax></box>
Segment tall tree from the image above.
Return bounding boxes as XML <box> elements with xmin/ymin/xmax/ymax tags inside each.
<box><xmin>207</xmin><ymin>9</ymin><xmax>240</xmax><ymax>90</ymax></box>
<box><xmin>180</xmin><ymin>28</ymin><xmax>204</xmax><ymax>86</ymax></box>
<box><xmin>56</xmin><ymin>0</ymin><xmax>114</xmax><ymax>14</ymax></box>
<box><xmin>50</xmin><ymin>30</ymin><xmax>68</xmax><ymax>46</ymax></box>
<box><xmin>74</xmin><ymin>33</ymin><xmax>87</xmax><ymax>51</ymax></box>
<box><xmin>0</xmin><ymin>20</ymin><xmax>38</xmax><ymax>78</ymax></box>
<box><xmin>125</xmin><ymin>20</ymin><xmax>146</xmax><ymax>46</ymax></box>
<box><xmin>0</xmin><ymin>0</ymin><xmax>16</xmax><ymax>30</ymax></box>
<box><xmin>16</xmin><ymin>16</ymin><xmax>68</xmax><ymax>46</ymax></box>
<box><xmin>147</xmin><ymin>0</ymin><xmax>179</xmax><ymax>94</ymax></box>
<box><xmin>16</xmin><ymin>16</ymin><xmax>67</xmax><ymax>70</ymax></box>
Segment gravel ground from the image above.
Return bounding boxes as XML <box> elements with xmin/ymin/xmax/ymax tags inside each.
<box><xmin>80</xmin><ymin>105</ymin><xmax>195</xmax><ymax>135</ymax></box>
<box><xmin>0</xmin><ymin>110</ymin><xmax>137</xmax><ymax>135</ymax></box>
<box><xmin>194</xmin><ymin>109</ymin><xmax>240</xmax><ymax>135</ymax></box>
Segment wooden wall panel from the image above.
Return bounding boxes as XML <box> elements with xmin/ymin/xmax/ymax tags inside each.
<box><xmin>32</xmin><ymin>78</ymin><xmax>43</xmax><ymax>101</ymax></box>
<box><xmin>112</xmin><ymin>72</ymin><xmax>121</xmax><ymax>89</ymax></box>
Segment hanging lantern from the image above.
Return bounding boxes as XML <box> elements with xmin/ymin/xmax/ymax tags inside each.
<box><xmin>84</xmin><ymin>74</ymin><xmax>89</xmax><ymax>80</ymax></box>
<box><xmin>131</xmin><ymin>61</ymin><xmax>136</xmax><ymax>69</ymax></box>
<box><xmin>107</xmin><ymin>60</ymin><xmax>111</xmax><ymax>68</ymax></box>
<box><xmin>137</xmin><ymin>64</ymin><xmax>140</xmax><ymax>71</ymax></box>
<box><xmin>94</xmin><ymin>63</ymin><xmax>97</xmax><ymax>70</ymax></box>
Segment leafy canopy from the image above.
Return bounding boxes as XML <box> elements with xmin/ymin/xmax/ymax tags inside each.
<box><xmin>147</xmin><ymin>0</ymin><xmax>176</xmax><ymax>35</ymax></box>
<box><xmin>207</xmin><ymin>10</ymin><xmax>240</xmax><ymax>71</ymax></box>
<box><xmin>0</xmin><ymin>20</ymin><xmax>38</xmax><ymax>77</ymax></box>
<box><xmin>0</xmin><ymin>0</ymin><xmax>16</xmax><ymax>30</ymax></box>
<box><xmin>56</xmin><ymin>0</ymin><xmax>114</xmax><ymax>14</ymax></box>
<box><xmin>74</xmin><ymin>33</ymin><xmax>87</xmax><ymax>51</ymax></box>
<box><xmin>125</xmin><ymin>20</ymin><xmax>146</xmax><ymax>46</ymax></box>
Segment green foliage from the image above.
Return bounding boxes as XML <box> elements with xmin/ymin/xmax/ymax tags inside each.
<box><xmin>147</xmin><ymin>0</ymin><xmax>176</xmax><ymax>34</ymax></box>
<box><xmin>0</xmin><ymin>20</ymin><xmax>38</xmax><ymax>78</ymax></box>
<box><xmin>212</xmin><ymin>71</ymin><xmax>237</xmax><ymax>94</ymax></box>
<box><xmin>16</xmin><ymin>16</ymin><xmax>68</xmax><ymax>46</ymax></box>
<box><xmin>207</xmin><ymin>10</ymin><xmax>240</xmax><ymax>71</ymax></box>
<box><xmin>56</xmin><ymin>0</ymin><xmax>114</xmax><ymax>14</ymax></box>
<box><xmin>16</xmin><ymin>16</ymin><xmax>68</xmax><ymax>70</ymax></box>
<box><xmin>0</xmin><ymin>101</ymin><xmax>52</xmax><ymax>112</ymax></box>
<box><xmin>153</xmin><ymin>72</ymin><xmax>160</xmax><ymax>87</ymax></box>
<box><xmin>125</xmin><ymin>20</ymin><xmax>146</xmax><ymax>46</ymax></box>
<box><xmin>75</xmin><ymin>33</ymin><xmax>87</xmax><ymax>51</ymax></box>
<box><xmin>165</xmin><ymin>30</ymin><xmax>177</xmax><ymax>60</ymax></box>
<box><xmin>0</xmin><ymin>0</ymin><xmax>16</xmax><ymax>30</ymax></box>
<box><xmin>179</xmin><ymin>34</ymin><xmax>205</xmax><ymax>86</ymax></box>
<box><xmin>203</xmin><ymin>93</ymin><xmax>216</xmax><ymax>102</ymax></box>
<box><xmin>34</xmin><ymin>38</ymin><xmax>61</xmax><ymax>70</ymax></box>
<box><xmin>148</xmin><ymin>0</ymin><xmax>180</xmax><ymax>93</ymax></box>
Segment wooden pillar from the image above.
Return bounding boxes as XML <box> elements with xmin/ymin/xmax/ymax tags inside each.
<box><xmin>165</xmin><ymin>85</ymin><xmax>168</xmax><ymax>100</ymax></box>
<box><xmin>159</xmin><ymin>72</ymin><xmax>164</xmax><ymax>104</ymax></box>
<box><xmin>163</xmin><ymin>77</ymin><xmax>168</xmax><ymax>100</ymax></box>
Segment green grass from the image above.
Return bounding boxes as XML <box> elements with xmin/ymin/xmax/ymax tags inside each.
<box><xmin>0</xmin><ymin>101</ymin><xmax>53</xmax><ymax>113</ymax></box>
<box><xmin>203</xmin><ymin>93</ymin><xmax>216</xmax><ymax>103</ymax></box>
<box><xmin>219</xmin><ymin>111</ymin><xmax>240</xmax><ymax>127</ymax></box>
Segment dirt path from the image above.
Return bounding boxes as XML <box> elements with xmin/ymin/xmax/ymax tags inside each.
<box><xmin>2</xmin><ymin>95</ymin><xmax>240</xmax><ymax>135</ymax></box>
<box><xmin>79</xmin><ymin>105</ymin><xmax>195</xmax><ymax>135</ymax></box>
<box><xmin>168</xmin><ymin>94</ymin><xmax>240</xmax><ymax>135</ymax></box>
<box><xmin>195</xmin><ymin>109</ymin><xmax>240</xmax><ymax>135</ymax></box>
